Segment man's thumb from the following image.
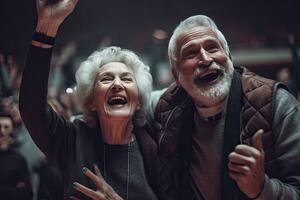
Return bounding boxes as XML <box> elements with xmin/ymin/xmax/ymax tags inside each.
<box><xmin>252</xmin><ymin>129</ymin><xmax>264</xmax><ymax>151</ymax></box>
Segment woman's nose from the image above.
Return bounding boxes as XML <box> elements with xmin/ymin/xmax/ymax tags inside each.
<box><xmin>111</xmin><ymin>78</ymin><xmax>123</xmax><ymax>91</ymax></box>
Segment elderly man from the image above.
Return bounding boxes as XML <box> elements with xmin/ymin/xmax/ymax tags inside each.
<box><xmin>154</xmin><ymin>15</ymin><xmax>300</xmax><ymax>200</ymax></box>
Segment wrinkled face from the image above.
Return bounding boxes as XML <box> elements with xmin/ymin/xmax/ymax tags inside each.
<box><xmin>92</xmin><ymin>62</ymin><xmax>140</xmax><ymax>120</ymax></box>
<box><xmin>175</xmin><ymin>26</ymin><xmax>234</xmax><ymax>107</ymax></box>
<box><xmin>0</xmin><ymin>117</ymin><xmax>13</xmax><ymax>147</ymax></box>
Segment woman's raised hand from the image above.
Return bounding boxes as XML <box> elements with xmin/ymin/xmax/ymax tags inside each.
<box><xmin>37</xmin><ymin>0</ymin><xmax>78</xmax><ymax>24</ymax></box>
<box><xmin>35</xmin><ymin>0</ymin><xmax>79</xmax><ymax>36</ymax></box>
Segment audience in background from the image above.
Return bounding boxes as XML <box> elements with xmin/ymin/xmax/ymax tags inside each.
<box><xmin>0</xmin><ymin>110</ymin><xmax>33</xmax><ymax>199</ymax></box>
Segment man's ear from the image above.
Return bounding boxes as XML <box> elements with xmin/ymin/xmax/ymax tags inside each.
<box><xmin>228</xmin><ymin>52</ymin><xmax>233</xmax><ymax>61</ymax></box>
<box><xmin>172</xmin><ymin>66</ymin><xmax>179</xmax><ymax>84</ymax></box>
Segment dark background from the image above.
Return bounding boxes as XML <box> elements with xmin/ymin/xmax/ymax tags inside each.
<box><xmin>1</xmin><ymin>0</ymin><xmax>300</xmax><ymax>85</ymax></box>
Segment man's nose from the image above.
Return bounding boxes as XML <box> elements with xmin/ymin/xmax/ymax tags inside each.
<box><xmin>198</xmin><ymin>49</ymin><xmax>213</xmax><ymax>66</ymax></box>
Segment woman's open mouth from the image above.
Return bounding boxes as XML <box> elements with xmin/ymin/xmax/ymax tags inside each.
<box><xmin>107</xmin><ymin>96</ymin><xmax>127</xmax><ymax>106</ymax></box>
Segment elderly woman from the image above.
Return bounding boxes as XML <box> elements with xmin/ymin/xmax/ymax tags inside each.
<box><xmin>19</xmin><ymin>0</ymin><xmax>159</xmax><ymax>199</ymax></box>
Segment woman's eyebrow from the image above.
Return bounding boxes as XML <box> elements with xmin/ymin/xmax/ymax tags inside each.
<box><xmin>121</xmin><ymin>72</ymin><xmax>134</xmax><ymax>76</ymax></box>
<box><xmin>98</xmin><ymin>72</ymin><xmax>113</xmax><ymax>77</ymax></box>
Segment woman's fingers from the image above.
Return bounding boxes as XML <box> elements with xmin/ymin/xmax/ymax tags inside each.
<box><xmin>73</xmin><ymin>182</ymin><xmax>105</xmax><ymax>199</ymax></box>
<box><xmin>93</xmin><ymin>164</ymin><xmax>103</xmax><ymax>178</ymax></box>
<box><xmin>82</xmin><ymin>167</ymin><xmax>105</xmax><ymax>189</ymax></box>
<box><xmin>70</xmin><ymin>195</ymin><xmax>82</xmax><ymax>200</ymax></box>
<box><xmin>79</xmin><ymin>167</ymin><xmax>123</xmax><ymax>200</ymax></box>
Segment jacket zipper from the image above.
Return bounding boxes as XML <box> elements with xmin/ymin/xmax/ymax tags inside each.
<box><xmin>158</xmin><ymin>106</ymin><xmax>178</xmax><ymax>149</ymax></box>
<box><xmin>158</xmin><ymin>97</ymin><xmax>190</xmax><ymax>149</ymax></box>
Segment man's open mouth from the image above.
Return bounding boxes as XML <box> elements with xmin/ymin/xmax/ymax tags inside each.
<box><xmin>107</xmin><ymin>96</ymin><xmax>127</xmax><ymax>106</ymax></box>
<box><xmin>195</xmin><ymin>70</ymin><xmax>222</xmax><ymax>85</ymax></box>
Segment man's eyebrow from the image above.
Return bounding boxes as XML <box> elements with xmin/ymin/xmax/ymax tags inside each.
<box><xmin>181</xmin><ymin>38</ymin><xmax>220</xmax><ymax>51</ymax></box>
<box><xmin>203</xmin><ymin>38</ymin><xmax>221</xmax><ymax>45</ymax></box>
<box><xmin>181</xmin><ymin>42</ymin><xmax>198</xmax><ymax>53</ymax></box>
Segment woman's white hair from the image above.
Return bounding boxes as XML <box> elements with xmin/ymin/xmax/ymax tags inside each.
<box><xmin>168</xmin><ymin>15</ymin><xmax>230</xmax><ymax>69</ymax></box>
<box><xmin>75</xmin><ymin>46</ymin><xmax>152</xmax><ymax>125</ymax></box>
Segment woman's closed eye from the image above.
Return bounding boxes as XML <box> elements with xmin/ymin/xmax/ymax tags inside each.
<box><xmin>100</xmin><ymin>76</ymin><xmax>114</xmax><ymax>83</ymax></box>
<box><xmin>121</xmin><ymin>76</ymin><xmax>134</xmax><ymax>83</ymax></box>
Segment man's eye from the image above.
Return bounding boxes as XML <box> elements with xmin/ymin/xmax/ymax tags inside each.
<box><xmin>184</xmin><ymin>50</ymin><xmax>198</xmax><ymax>58</ymax></box>
<box><xmin>206</xmin><ymin>45</ymin><xmax>219</xmax><ymax>53</ymax></box>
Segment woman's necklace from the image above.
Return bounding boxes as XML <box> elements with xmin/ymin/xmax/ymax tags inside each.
<box><xmin>103</xmin><ymin>136</ymin><xmax>135</xmax><ymax>200</ymax></box>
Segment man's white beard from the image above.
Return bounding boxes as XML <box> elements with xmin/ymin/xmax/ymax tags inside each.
<box><xmin>197</xmin><ymin>61</ymin><xmax>234</xmax><ymax>99</ymax></box>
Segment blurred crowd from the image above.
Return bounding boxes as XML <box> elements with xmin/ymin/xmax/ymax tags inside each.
<box><xmin>0</xmin><ymin>44</ymin><xmax>75</xmax><ymax>199</ymax></box>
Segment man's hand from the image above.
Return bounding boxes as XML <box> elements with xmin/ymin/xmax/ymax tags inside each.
<box><xmin>228</xmin><ymin>129</ymin><xmax>265</xmax><ymax>198</ymax></box>
<box><xmin>72</xmin><ymin>165</ymin><xmax>123</xmax><ymax>200</ymax></box>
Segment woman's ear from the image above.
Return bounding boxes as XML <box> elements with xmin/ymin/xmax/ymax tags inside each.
<box><xmin>136</xmin><ymin>102</ymin><xmax>141</xmax><ymax>111</ymax></box>
<box><xmin>87</xmin><ymin>98</ymin><xmax>97</xmax><ymax>111</ymax></box>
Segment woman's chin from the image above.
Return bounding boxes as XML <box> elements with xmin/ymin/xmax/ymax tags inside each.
<box><xmin>100</xmin><ymin>103</ymin><xmax>137</xmax><ymax>120</ymax></box>
<box><xmin>104</xmin><ymin>109</ymin><xmax>134</xmax><ymax>119</ymax></box>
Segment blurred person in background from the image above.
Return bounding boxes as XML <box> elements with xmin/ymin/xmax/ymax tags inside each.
<box><xmin>1</xmin><ymin>48</ymin><xmax>54</xmax><ymax>200</ymax></box>
<box><xmin>9</xmin><ymin>96</ymin><xmax>45</xmax><ymax>199</ymax></box>
<box><xmin>0</xmin><ymin>110</ymin><xmax>33</xmax><ymax>200</ymax></box>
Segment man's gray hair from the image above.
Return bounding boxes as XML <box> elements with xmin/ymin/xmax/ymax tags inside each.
<box><xmin>168</xmin><ymin>15</ymin><xmax>230</xmax><ymax>68</ymax></box>
<box><xmin>75</xmin><ymin>46</ymin><xmax>153</xmax><ymax>124</ymax></box>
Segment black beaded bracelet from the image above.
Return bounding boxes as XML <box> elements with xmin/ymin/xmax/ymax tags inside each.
<box><xmin>32</xmin><ymin>32</ymin><xmax>56</xmax><ymax>45</ymax></box>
